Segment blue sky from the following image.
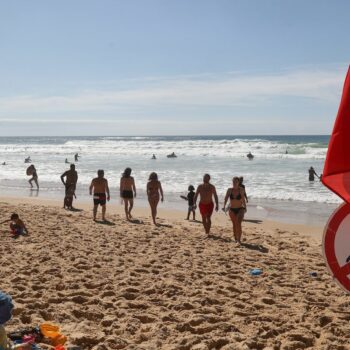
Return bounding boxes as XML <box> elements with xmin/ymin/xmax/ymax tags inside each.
<box><xmin>0</xmin><ymin>0</ymin><xmax>349</xmax><ymax>135</ymax></box>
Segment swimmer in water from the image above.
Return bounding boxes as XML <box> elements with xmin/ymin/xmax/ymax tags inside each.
<box><xmin>247</xmin><ymin>152</ymin><xmax>254</xmax><ymax>160</ymax></box>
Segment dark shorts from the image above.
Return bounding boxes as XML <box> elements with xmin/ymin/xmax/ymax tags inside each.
<box><xmin>93</xmin><ymin>193</ymin><xmax>106</xmax><ymax>206</ymax></box>
<box><xmin>121</xmin><ymin>190</ymin><xmax>133</xmax><ymax>199</ymax></box>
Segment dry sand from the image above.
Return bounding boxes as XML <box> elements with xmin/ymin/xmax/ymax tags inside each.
<box><xmin>1</xmin><ymin>197</ymin><xmax>350</xmax><ymax>350</ymax></box>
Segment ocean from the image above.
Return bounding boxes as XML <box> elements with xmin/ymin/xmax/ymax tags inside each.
<box><xmin>0</xmin><ymin>135</ymin><xmax>340</xmax><ymax>226</ymax></box>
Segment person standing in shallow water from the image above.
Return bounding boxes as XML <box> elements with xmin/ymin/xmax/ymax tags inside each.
<box><xmin>120</xmin><ymin>168</ymin><xmax>136</xmax><ymax>221</ymax></box>
<box><xmin>27</xmin><ymin>165</ymin><xmax>39</xmax><ymax>189</ymax></box>
<box><xmin>147</xmin><ymin>172</ymin><xmax>164</xmax><ymax>226</ymax></box>
<box><xmin>193</xmin><ymin>174</ymin><xmax>219</xmax><ymax>235</ymax></box>
<box><xmin>308</xmin><ymin>166</ymin><xmax>319</xmax><ymax>181</ymax></box>
<box><xmin>89</xmin><ymin>170</ymin><xmax>110</xmax><ymax>221</ymax></box>
<box><xmin>223</xmin><ymin>177</ymin><xmax>246</xmax><ymax>244</ymax></box>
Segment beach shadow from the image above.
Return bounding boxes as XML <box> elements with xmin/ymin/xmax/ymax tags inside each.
<box><xmin>240</xmin><ymin>242</ymin><xmax>269</xmax><ymax>253</ymax></box>
<box><xmin>243</xmin><ymin>219</ymin><xmax>263</xmax><ymax>224</ymax></box>
<box><xmin>67</xmin><ymin>207</ymin><xmax>83</xmax><ymax>212</ymax></box>
<box><xmin>128</xmin><ymin>219</ymin><xmax>144</xmax><ymax>225</ymax></box>
<box><xmin>94</xmin><ymin>220</ymin><xmax>116</xmax><ymax>226</ymax></box>
<box><xmin>206</xmin><ymin>234</ymin><xmax>232</xmax><ymax>243</ymax></box>
<box><xmin>191</xmin><ymin>220</ymin><xmax>203</xmax><ymax>224</ymax></box>
<box><xmin>156</xmin><ymin>223</ymin><xmax>172</xmax><ymax>228</ymax></box>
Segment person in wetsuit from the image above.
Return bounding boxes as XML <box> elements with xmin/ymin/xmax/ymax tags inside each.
<box><xmin>308</xmin><ymin>167</ymin><xmax>319</xmax><ymax>181</ymax></box>
<box><xmin>223</xmin><ymin>176</ymin><xmax>247</xmax><ymax>244</ymax></box>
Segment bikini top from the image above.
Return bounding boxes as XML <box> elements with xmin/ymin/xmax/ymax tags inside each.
<box><xmin>230</xmin><ymin>189</ymin><xmax>241</xmax><ymax>200</ymax></box>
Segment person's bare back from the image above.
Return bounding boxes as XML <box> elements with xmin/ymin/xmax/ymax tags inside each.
<box><xmin>91</xmin><ymin>177</ymin><xmax>108</xmax><ymax>193</ymax></box>
<box><xmin>120</xmin><ymin>176</ymin><xmax>135</xmax><ymax>192</ymax></box>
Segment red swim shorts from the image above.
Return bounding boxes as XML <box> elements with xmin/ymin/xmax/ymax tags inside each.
<box><xmin>199</xmin><ymin>202</ymin><xmax>214</xmax><ymax>217</ymax></box>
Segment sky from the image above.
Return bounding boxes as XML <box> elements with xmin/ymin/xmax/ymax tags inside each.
<box><xmin>0</xmin><ymin>0</ymin><xmax>349</xmax><ymax>136</ymax></box>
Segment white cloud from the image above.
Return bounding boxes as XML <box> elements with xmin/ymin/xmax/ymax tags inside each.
<box><xmin>0</xmin><ymin>67</ymin><xmax>345</xmax><ymax>116</ymax></box>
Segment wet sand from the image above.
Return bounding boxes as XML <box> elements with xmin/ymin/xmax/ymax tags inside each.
<box><xmin>1</xmin><ymin>197</ymin><xmax>349</xmax><ymax>350</ymax></box>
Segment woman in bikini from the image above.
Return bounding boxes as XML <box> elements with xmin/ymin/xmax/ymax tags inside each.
<box><xmin>120</xmin><ymin>168</ymin><xmax>136</xmax><ymax>221</ymax></box>
<box><xmin>223</xmin><ymin>176</ymin><xmax>246</xmax><ymax>244</ymax></box>
<box><xmin>147</xmin><ymin>172</ymin><xmax>164</xmax><ymax>225</ymax></box>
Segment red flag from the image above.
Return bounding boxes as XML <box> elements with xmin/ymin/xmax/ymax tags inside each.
<box><xmin>322</xmin><ymin>66</ymin><xmax>350</xmax><ymax>203</ymax></box>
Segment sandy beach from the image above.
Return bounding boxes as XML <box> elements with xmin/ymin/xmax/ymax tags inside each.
<box><xmin>1</xmin><ymin>197</ymin><xmax>349</xmax><ymax>349</ymax></box>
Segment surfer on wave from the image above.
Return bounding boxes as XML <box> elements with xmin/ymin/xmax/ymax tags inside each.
<box><xmin>167</xmin><ymin>152</ymin><xmax>177</xmax><ymax>158</ymax></box>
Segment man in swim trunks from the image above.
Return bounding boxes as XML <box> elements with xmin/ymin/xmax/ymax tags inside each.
<box><xmin>61</xmin><ymin>164</ymin><xmax>78</xmax><ymax>209</ymax></box>
<box><xmin>89</xmin><ymin>169</ymin><xmax>110</xmax><ymax>221</ymax></box>
<box><xmin>193</xmin><ymin>174</ymin><xmax>219</xmax><ymax>235</ymax></box>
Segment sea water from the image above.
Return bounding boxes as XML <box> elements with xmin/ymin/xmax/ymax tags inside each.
<box><xmin>0</xmin><ymin>135</ymin><xmax>339</xmax><ymax>226</ymax></box>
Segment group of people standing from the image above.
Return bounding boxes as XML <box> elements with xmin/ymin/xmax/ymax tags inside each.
<box><xmin>23</xmin><ymin>162</ymin><xmax>248</xmax><ymax>243</ymax></box>
<box><xmin>87</xmin><ymin>167</ymin><xmax>248</xmax><ymax>244</ymax></box>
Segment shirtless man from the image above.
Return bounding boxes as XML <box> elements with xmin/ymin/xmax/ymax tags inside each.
<box><xmin>89</xmin><ymin>169</ymin><xmax>110</xmax><ymax>221</ymax></box>
<box><xmin>61</xmin><ymin>164</ymin><xmax>78</xmax><ymax>209</ymax></box>
<box><xmin>193</xmin><ymin>174</ymin><xmax>219</xmax><ymax>235</ymax></box>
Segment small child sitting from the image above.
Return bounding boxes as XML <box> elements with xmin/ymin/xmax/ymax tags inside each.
<box><xmin>7</xmin><ymin>214</ymin><xmax>28</xmax><ymax>236</ymax></box>
<box><xmin>181</xmin><ymin>185</ymin><xmax>196</xmax><ymax>220</ymax></box>
<box><xmin>0</xmin><ymin>291</ymin><xmax>30</xmax><ymax>350</ymax></box>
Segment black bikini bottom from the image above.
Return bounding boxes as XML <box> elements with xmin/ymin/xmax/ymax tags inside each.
<box><xmin>230</xmin><ymin>207</ymin><xmax>244</xmax><ymax>215</ymax></box>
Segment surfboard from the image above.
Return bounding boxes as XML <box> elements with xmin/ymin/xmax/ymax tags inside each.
<box><xmin>322</xmin><ymin>66</ymin><xmax>350</xmax><ymax>203</ymax></box>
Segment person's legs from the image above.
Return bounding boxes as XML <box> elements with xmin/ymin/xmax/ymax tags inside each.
<box><xmin>201</xmin><ymin>215</ymin><xmax>210</xmax><ymax>234</ymax></box>
<box><xmin>192</xmin><ymin>209</ymin><xmax>196</xmax><ymax>220</ymax></box>
<box><xmin>123</xmin><ymin>199</ymin><xmax>129</xmax><ymax>220</ymax></box>
<box><xmin>29</xmin><ymin>178</ymin><xmax>33</xmax><ymax>188</ymax></box>
<box><xmin>34</xmin><ymin>178</ymin><xmax>39</xmax><ymax>189</ymax></box>
<box><xmin>93</xmin><ymin>204</ymin><xmax>98</xmax><ymax>221</ymax></box>
<box><xmin>186</xmin><ymin>208</ymin><xmax>190</xmax><ymax>220</ymax></box>
<box><xmin>128</xmin><ymin>199</ymin><xmax>134</xmax><ymax>219</ymax></box>
<box><xmin>203</xmin><ymin>215</ymin><xmax>212</xmax><ymax>234</ymax></box>
<box><xmin>236</xmin><ymin>210</ymin><xmax>244</xmax><ymax>243</ymax></box>
<box><xmin>102</xmin><ymin>204</ymin><xmax>106</xmax><ymax>221</ymax></box>
<box><xmin>149</xmin><ymin>198</ymin><xmax>159</xmax><ymax>225</ymax></box>
<box><xmin>229</xmin><ymin>210</ymin><xmax>238</xmax><ymax>241</ymax></box>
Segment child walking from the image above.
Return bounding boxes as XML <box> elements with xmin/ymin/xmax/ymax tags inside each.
<box><xmin>181</xmin><ymin>185</ymin><xmax>196</xmax><ymax>220</ymax></box>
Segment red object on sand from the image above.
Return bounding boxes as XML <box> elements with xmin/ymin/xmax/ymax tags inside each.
<box><xmin>322</xmin><ymin>66</ymin><xmax>350</xmax><ymax>204</ymax></box>
<box><xmin>323</xmin><ymin>203</ymin><xmax>350</xmax><ymax>293</ymax></box>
